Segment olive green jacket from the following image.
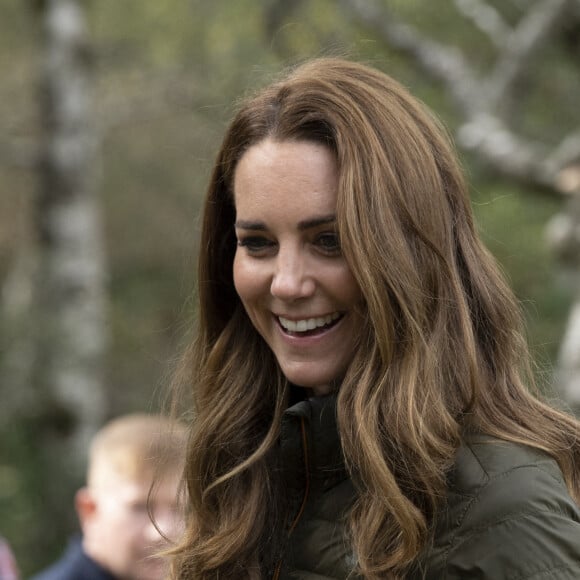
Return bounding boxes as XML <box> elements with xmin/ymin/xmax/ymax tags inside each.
<box><xmin>275</xmin><ymin>395</ymin><xmax>580</xmax><ymax>579</ymax></box>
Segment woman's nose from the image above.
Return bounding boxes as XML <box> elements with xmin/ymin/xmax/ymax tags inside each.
<box><xmin>270</xmin><ymin>250</ymin><xmax>315</xmax><ymax>300</ymax></box>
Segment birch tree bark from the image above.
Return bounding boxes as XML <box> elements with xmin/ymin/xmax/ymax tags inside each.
<box><xmin>32</xmin><ymin>0</ymin><xmax>109</xmax><ymax>534</ymax></box>
<box><xmin>339</xmin><ymin>0</ymin><xmax>580</xmax><ymax>410</ymax></box>
<box><xmin>547</xmin><ymin>191</ymin><xmax>580</xmax><ymax>413</ymax></box>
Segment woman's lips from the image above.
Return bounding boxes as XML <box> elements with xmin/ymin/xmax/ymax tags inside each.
<box><xmin>277</xmin><ymin>312</ymin><xmax>344</xmax><ymax>336</ymax></box>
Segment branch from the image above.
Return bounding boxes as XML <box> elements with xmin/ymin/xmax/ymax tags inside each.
<box><xmin>546</xmin><ymin>131</ymin><xmax>580</xmax><ymax>173</ymax></box>
<box><xmin>341</xmin><ymin>0</ymin><xmax>579</xmax><ymax>196</ymax></box>
<box><xmin>453</xmin><ymin>0</ymin><xmax>511</xmax><ymax>48</ymax></box>
<box><xmin>338</xmin><ymin>0</ymin><xmax>481</xmax><ymax>116</ymax></box>
<box><xmin>484</xmin><ymin>0</ymin><xmax>572</xmax><ymax>109</ymax></box>
<box><xmin>456</xmin><ymin>114</ymin><xmax>578</xmax><ymax>194</ymax></box>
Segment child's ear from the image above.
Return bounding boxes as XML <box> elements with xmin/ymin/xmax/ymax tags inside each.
<box><xmin>75</xmin><ymin>487</ymin><xmax>97</xmax><ymax>529</ymax></box>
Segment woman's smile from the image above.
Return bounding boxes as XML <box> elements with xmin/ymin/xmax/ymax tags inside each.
<box><xmin>232</xmin><ymin>138</ymin><xmax>363</xmax><ymax>395</ymax></box>
<box><xmin>277</xmin><ymin>312</ymin><xmax>343</xmax><ymax>334</ymax></box>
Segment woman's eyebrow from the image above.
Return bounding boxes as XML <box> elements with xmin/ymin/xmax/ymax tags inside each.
<box><xmin>297</xmin><ymin>214</ymin><xmax>336</xmax><ymax>231</ymax></box>
<box><xmin>234</xmin><ymin>215</ymin><xmax>336</xmax><ymax>231</ymax></box>
<box><xmin>234</xmin><ymin>220</ymin><xmax>266</xmax><ymax>230</ymax></box>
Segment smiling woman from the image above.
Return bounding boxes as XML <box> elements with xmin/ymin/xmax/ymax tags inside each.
<box><xmin>170</xmin><ymin>58</ymin><xmax>580</xmax><ymax>580</ymax></box>
<box><xmin>233</xmin><ymin>139</ymin><xmax>362</xmax><ymax>395</ymax></box>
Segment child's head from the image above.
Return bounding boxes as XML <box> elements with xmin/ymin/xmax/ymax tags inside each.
<box><xmin>76</xmin><ymin>414</ymin><xmax>186</xmax><ymax>580</ymax></box>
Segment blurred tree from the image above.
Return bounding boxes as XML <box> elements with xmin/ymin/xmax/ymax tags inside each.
<box><xmin>338</xmin><ymin>0</ymin><xmax>580</xmax><ymax>411</ymax></box>
<box><xmin>34</xmin><ymin>0</ymin><xmax>108</xmax><ymax>467</ymax></box>
<box><xmin>2</xmin><ymin>0</ymin><xmax>110</xmax><ymax>560</ymax></box>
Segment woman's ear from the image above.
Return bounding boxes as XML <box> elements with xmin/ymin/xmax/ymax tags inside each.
<box><xmin>74</xmin><ymin>487</ymin><xmax>97</xmax><ymax>530</ymax></box>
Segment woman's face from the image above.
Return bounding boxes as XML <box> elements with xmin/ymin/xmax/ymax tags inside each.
<box><xmin>233</xmin><ymin>138</ymin><xmax>363</xmax><ymax>396</ymax></box>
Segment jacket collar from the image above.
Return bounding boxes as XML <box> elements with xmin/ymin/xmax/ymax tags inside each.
<box><xmin>280</xmin><ymin>391</ymin><xmax>349</xmax><ymax>492</ymax></box>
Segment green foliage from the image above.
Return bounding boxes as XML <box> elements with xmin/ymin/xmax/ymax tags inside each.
<box><xmin>0</xmin><ymin>417</ymin><xmax>80</xmax><ymax>577</ymax></box>
<box><xmin>471</xmin><ymin>177</ymin><xmax>572</xmax><ymax>372</ymax></box>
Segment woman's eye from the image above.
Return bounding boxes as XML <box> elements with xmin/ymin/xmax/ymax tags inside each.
<box><xmin>316</xmin><ymin>232</ymin><xmax>341</xmax><ymax>254</ymax></box>
<box><xmin>237</xmin><ymin>236</ymin><xmax>275</xmax><ymax>254</ymax></box>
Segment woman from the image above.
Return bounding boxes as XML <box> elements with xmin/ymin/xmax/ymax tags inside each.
<box><xmin>171</xmin><ymin>58</ymin><xmax>580</xmax><ymax>579</ymax></box>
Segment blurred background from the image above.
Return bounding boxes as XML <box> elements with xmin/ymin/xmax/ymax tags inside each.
<box><xmin>1</xmin><ymin>0</ymin><xmax>579</xmax><ymax>575</ymax></box>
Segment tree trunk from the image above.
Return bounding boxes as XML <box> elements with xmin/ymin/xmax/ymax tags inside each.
<box><xmin>31</xmin><ymin>0</ymin><xmax>109</xmax><ymax>550</ymax></box>
<box><xmin>547</xmin><ymin>191</ymin><xmax>580</xmax><ymax>412</ymax></box>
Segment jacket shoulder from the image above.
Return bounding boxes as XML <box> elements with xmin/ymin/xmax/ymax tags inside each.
<box><xmin>419</xmin><ymin>437</ymin><xmax>580</xmax><ymax>580</ymax></box>
<box><xmin>453</xmin><ymin>435</ymin><xmax>566</xmax><ymax>490</ymax></box>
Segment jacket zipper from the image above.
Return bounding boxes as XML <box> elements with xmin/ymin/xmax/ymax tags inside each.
<box><xmin>272</xmin><ymin>417</ymin><xmax>310</xmax><ymax>579</ymax></box>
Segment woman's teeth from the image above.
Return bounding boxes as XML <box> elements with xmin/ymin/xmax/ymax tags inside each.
<box><xmin>278</xmin><ymin>312</ymin><xmax>341</xmax><ymax>333</ymax></box>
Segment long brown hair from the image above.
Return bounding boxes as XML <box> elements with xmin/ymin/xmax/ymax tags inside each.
<box><xmin>171</xmin><ymin>58</ymin><xmax>580</xmax><ymax>579</ymax></box>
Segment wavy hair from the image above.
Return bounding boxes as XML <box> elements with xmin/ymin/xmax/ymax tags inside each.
<box><xmin>171</xmin><ymin>58</ymin><xmax>580</xmax><ymax>579</ymax></box>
